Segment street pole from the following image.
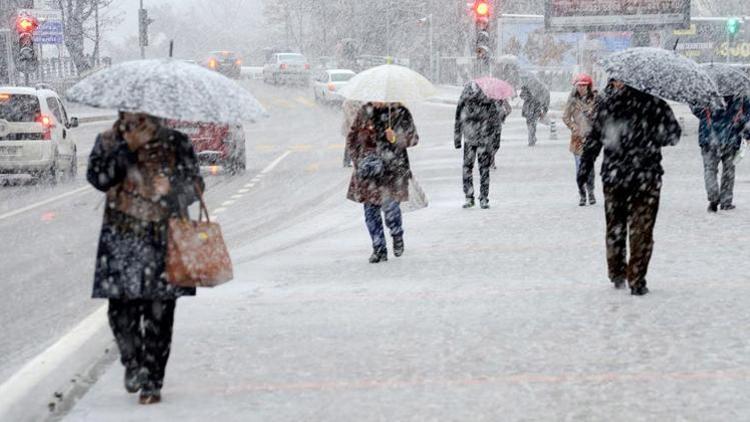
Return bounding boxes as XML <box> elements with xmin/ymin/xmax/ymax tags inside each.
<box><xmin>139</xmin><ymin>0</ymin><xmax>145</xmax><ymax>59</ymax></box>
<box><xmin>428</xmin><ymin>13</ymin><xmax>434</xmax><ymax>81</ymax></box>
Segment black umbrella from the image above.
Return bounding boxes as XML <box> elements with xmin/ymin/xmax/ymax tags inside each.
<box><xmin>700</xmin><ymin>63</ymin><xmax>750</xmax><ymax>97</ymax></box>
<box><xmin>520</xmin><ymin>72</ymin><xmax>550</xmax><ymax>109</ymax></box>
<box><xmin>601</xmin><ymin>47</ymin><xmax>721</xmax><ymax>107</ymax></box>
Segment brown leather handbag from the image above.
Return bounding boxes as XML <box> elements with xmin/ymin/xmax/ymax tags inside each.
<box><xmin>166</xmin><ymin>189</ymin><xmax>233</xmax><ymax>287</ymax></box>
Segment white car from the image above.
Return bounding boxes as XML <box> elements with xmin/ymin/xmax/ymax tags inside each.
<box><xmin>0</xmin><ymin>86</ymin><xmax>79</xmax><ymax>183</ymax></box>
<box><xmin>263</xmin><ymin>53</ymin><xmax>311</xmax><ymax>86</ymax></box>
<box><xmin>312</xmin><ymin>69</ymin><xmax>356</xmax><ymax>104</ymax></box>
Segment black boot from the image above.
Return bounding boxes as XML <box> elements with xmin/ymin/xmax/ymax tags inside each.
<box><xmin>138</xmin><ymin>387</ymin><xmax>162</xmax><ymax>405</ymax></box>
<box><xmin>708</xmin><ymin>201</ymin><xmax>719</xmax><ymax>213</ymax></box>
<box><xmin>579</xmin><ymin>193</ymin><xmax>586</xmax><ymax>207</ymax></box>
<box><xmin>720</xmin><ymin>203</ymin><xmax>736</xmax><ymax>211</ymax></box>
<box><xmin>480</xmin><ymin>198</ymin><xmax>490</xmax><ymax>209</ymax></box>
<box><xmin>611</xmin><ymin>277</ymin><xmax>626</xmax><ymax>290</ymax></box>
<box><xmin>588</xmin><ymin>192</ymin><xmax>596</xmax><ymax>205</ymax></box>
<box><xmin>630</xmin><ymin>280</ymin><xmax>649</xmax><ymax>296</ymax></box>
<box><xmin>462</xmin><ymin>198</ymin><xmax>475</xmax><ymax>209</ymax></box>
<box><xmin>369</xmin><ymin>248</ymin><xmax>388</xmax><ymax>263</ymax></box>
<box><xmin>393</xmin><ymin>236</ymin><xmax>404</xmax><ymax>257</ymax></box>
<box><xmin>124</xmin><ymin>365</ymin><xmax>144</xmax><ymax>394</ymax></box>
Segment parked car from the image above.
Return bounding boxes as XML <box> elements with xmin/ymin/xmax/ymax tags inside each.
<box><xmin>165</xmin><ymin>120</ymin><xmax>246</xmax><ymax>174</ymax></box>
<box><xmin>0</xmin><ymin>86</ymin><xmax>79</xmax><ymax>183</ymax></box>
<box><xmin>312</xmin><ymin>69</ymin><xmax>356</xmax><ymax>104</ymax></box>
<box><xmin>204</xmin><ymin>51</ymin><xmax>242</xmax><ymax>79</ymax></box>
<box><xmin>263</xmin><ymin>53</ymin><xmax>311</xmax><ymax>86</ymax></box>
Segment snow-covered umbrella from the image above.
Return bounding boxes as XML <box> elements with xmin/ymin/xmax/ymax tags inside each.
<box><xmin>520</xmin><ymin>72</ymin><xmax>550</xmax><ymax>108</ymax></box>
<box><xmin>66</xmin><ymin>59</ymin><xmax>267</xmax><ymax>124</ymax></box>
<box><xmin>337</xmin><ymin>64</ymin><xmax>436</xmax><ymax>104</ymax></box>
<box><xmin>600</xmin><ymin>47</ymin><xmax>721</xmax><ymax>107</ymax></box>
<box><xmin>473</xmin><ymin>77</ymin><xmax>515</xmax><ymax>100</ymax></box>
<box><xmin>700</xmin><ymin>63</ymin><xmax>750</xmax><ymax>97</ymax></box>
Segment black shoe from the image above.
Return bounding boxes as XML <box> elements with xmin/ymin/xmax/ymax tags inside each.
<box><xmin>579</xmin><ymin>195</ymin><xmax>586</xmax><ymax>207</ymax></box>
<box><xmin>369</xmin><ymin>249</ymin><xmax>388</xmax><ymax>263</ymax></box>
<box><xmin>720</xmin><ymin>203</ymin><xmax>736</xmax><ymax>211</ymax></box>
<box><xmin>138</xmin><ymin>388</ymin><xmax>161</xmax><ymax>405</ymax></box>
<box><xmin>588</xmin><ymin>193</ymin><xmax>596</xmax><ymax>205</ymax></box>
<box><xmin>630</xmin><ymin>285</ymin><xmax>650</xmax><ymax>296</ymax></box>
<box><xmin>480</xmin><ymin>199</ymin><xmax>490</xmax><ymax>209</ymax></box>
<box><xmin>611</xmin><ymin>278</ymin><xmax>627</xmax><ymax>290</ymax></box>
<box><xmin>124</xmin><ymin>366</ymin><xmax>144</xmax><ymax>394</ymax></box>
<box><xmin>708</xmin><ymin>202</ymin><xmax>719</xmax><ymax>213</ymax></box>
<box><xmin>393</xmin><ymin>236</ymin><xmax>404</xmax><ymax>257</ymax></box>
<box><xmin>462</xmin><ymin>198</ymin><xmax>475</xmax><ymax>209</ymax></box>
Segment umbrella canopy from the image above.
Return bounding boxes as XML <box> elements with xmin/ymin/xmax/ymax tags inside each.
<box><xmin>700</xmin><ymin>63</ymin><xmax>750</xmax><ymax>97</ymax></box>
<box><xmin>473</xmin><ymin>77</ymin><xmax>515</xmax><ymax>100</ymax></box>
<box><xmin>66</xmin><ymin>59</ymin><xmax>267</xmax><ymax>124</ymax></box>
<box><xmin>520</xmin><ymin>72</ymin><xmax>551</xmax><ymax>107</ymax></box>
<box><xmin>337</xmin><ymin>64</ymin><xmax>436</xmax><ymax>103</ymax></box>
<box><xmin>601</xmin><ymin>47</ymin><xmax>721</xmax><ymax>107</ymax></box>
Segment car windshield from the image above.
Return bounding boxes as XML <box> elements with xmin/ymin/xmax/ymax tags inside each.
<box><xmin>330</xmin><ymin>73</ymin><xmax>354</xmax><ymax>82</ymax></box>
<box><xmin>278</xmin><ymin>54</ymin><xmax>306</xmax><ymax>64</ymax></box>
<box><xmin>0</xmin><ymin>93</ymin><xmax>41</xmax><ymax>122</ymax></box>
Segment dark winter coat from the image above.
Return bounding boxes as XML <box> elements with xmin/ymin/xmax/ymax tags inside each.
<box><xmin>87</xmin><ymin>125</ymin><xmax>204</xmax><ymax>299</ymax></box>
<box><xmin>520</xmin><ymin>86</ymin><xmax>549</xmax><ymax>121</ymax></box>
<box><xmin>691</xmin><ymin>96</ymin><xmax>750</xmax><ymax>149</ymax></box>
<box><xmin>346</xmin><ymin>103</ymin><xmax>418</xmax><ymax>205</ymax></box>
<box><xmin>579</xmin><ymin>85</ymin><xmax>681</xmax><ymax>189</ymax></box>
<box><xmin>454</xmin><ymin>82</ymin><xmax>511</xmax><ymax>149</ymax></box>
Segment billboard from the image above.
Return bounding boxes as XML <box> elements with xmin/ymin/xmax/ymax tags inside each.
<box><xmin>664</xmin><ymin>19</ymin><xmax>750</xmax><ymax>64</ymax></box>
<box><xmin>545</xmin><ymin>0</ymin><xmax>690</xmax><ymax>32</ymax></box>
<box><xmin>499</xmin><ymin>16</ymin><xmax>583</xmax><ymax>68</ymax></box>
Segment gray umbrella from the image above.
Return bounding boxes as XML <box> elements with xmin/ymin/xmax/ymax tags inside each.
<box><xmin>66</xmin><ymin>59</ymin><xmax>267</xmax><ymax>124</ymax></box>
<box><xmin>520</xmin><ymin>72</ymin><xmax>550</xmax><ymax>108</ymax></box>
<box><xmin>601</xmin><ymin>47</ymin><xmax>721</xmax><ymax>107</ymax></box>
<box><xmin>700</xmin><ymin>63</ymin><xmax>750</xmax><ymax>97</ymax></box>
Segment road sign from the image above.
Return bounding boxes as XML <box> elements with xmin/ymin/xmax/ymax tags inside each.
<box><xmin>545</xmin><ymin>0</ymin><xmax>691</xmax><ymax>32</ymax></box>
<box><xmin>17</xmin><ymin>9</ymin><xmax>64</xmax><ymax>45</ymax></box>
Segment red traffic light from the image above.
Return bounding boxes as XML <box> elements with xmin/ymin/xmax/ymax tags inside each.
<box><xmin>474</xmin><ymin>1</ymin><xmax>490</xmax><ymax>17</ymax></box>
<box><xmin>15</xmin><ymin>14</ymin><xmax>38</xmax><ymax>33</ymax></box>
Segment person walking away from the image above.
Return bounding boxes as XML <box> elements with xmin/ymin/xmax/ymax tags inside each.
<box><xmin>490</xmin><ymin>99</ymin><xmax>512</xmax><ymax>170</ymax></box>
<box><xmin>454</xmin><ymin>82</ymin><xmax>506</xmax><ymax>209</ymax></box>
<box><xmin>341</xmin><ymin>99</ymin><xmax>362</xmax><ymax>167</ymax></box>
<box><xmin>87</xmin><ymin>112</ymin><xmax>205</xmax><ymax>404</ymax></box>
<box><xmin>347</xmin><ymin>102</ymin><xmax>419</xmax><ymax>263</ymax></box>
<box><xmin>520</xmin><ymin>85</ymin><xmax>549</xmax><ymax>147</ymax></box>
<box><xmin>692</xmin><ymin>95</ymin><xmax>750</xmax><ymax>212</ymax></box>
<box><xmin>578</xmin><ymin>80</ymin><xmax>681</xmax><ymax>296</ymax></box>
<box><xmin>563</xmin><ymin>74</ymin><xmax>599</xmax><ymax>206</ymax></box>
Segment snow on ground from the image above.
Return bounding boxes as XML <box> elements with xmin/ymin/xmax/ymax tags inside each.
<box><xmin>64</xmin><ymin>100</ymin><xmax>750</xmax><ymax>421</ymax></box>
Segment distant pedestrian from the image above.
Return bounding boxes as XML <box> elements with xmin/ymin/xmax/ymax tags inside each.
<box><xmin>454</xmin><ymin>82</ymin><xmax>509</xmax><ymax>209</ymax></box>
<box><xmin>341</xmin><ymin>99</ymin><xmax>362</xmax><ymax>167</ymax></box>
<box><xmin>563</xmin><ymin>74</ymin><xmax>599</xmax><ymax>206</ymax></box>
<box><xmin>347</xmin><ymin>102</ymin><xmax>419</xmax><ymax>263</ymax></box>
<box><xmin>87</xmin><ymin>112</ymin><xmax>205</xmax><ymax>404</ymax></box>
<box><xmin>578</xmin><ymin>80</ymin><xmax>681</xmax><ymax>296</ymax></box>
<box><xmin>691</xmin><ymin>95</ymin><xmax>750</xmax><ymax>212</ymax></box>
<box><xmin>520</xmin><ymin>83</ymin><xmax>549</xmax><ymax>147</ymax></box>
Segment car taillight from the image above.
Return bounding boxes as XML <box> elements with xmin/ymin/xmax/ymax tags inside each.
<box><xmin>209</xmin><ymin>59</ymin><xmax>217</xmax><ymax>69</ymax></box>
<box><xmin>280</xmin><ymin>63</ymin><xmax>288</xmax><ymax>70</ymax></box>
<box><xmin>327</xmin><ymin>82</ymin><xmax>336</xmax><ymax>92</ymax></box>
<box><xmin>304</xmin><ymin>63</ymin><xmax>310</xmax><ymax>70</ymax></box>
<box><xmin>235</xmin><ymin>59</ymin><xmax>242</xmax><ymax>66</ymax></box>
<box><xmin>36</xmin><ymin>114</ymin><xmax>54</xmax><ymax>140</ymax></box>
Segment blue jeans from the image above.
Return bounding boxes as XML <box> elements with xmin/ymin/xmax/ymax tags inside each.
<box><xmin>574</xmin><ymin>154</ymin><xmax>595</xmax><ymax>196</ymax></box>
<box><xmin>364</xmin><ymin>201</ymin><xmax>403</xmax><ymax>252</ymax></box>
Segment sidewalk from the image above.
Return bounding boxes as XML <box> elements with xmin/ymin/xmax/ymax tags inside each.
<box><xmin>63</xmin><ymin>105</ymin><xmax>750</xmax><ymax>421</ymax></box>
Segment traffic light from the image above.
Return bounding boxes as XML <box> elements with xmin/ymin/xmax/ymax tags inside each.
<box><xmin>473</xmin><ymin>1</ymin><xmax>491</xmax><ymax>19</ymax></box>
<box><xmin>726</xmin><ymin>17</ymin><xmax>741</xmax><ymax>38</ymax></box>
<box><xmin>15</xmin><ymin>13</ymin><xmax>38</xmax><ymax>74</ymax></box>
<box><xmin>472</xmin><ymin>0</ymin><xmax>493</xmax><ymax>70</ymax></box>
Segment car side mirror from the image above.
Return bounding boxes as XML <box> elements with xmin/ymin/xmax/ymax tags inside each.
<box><xmin>69</xmin><ymin>117</ymin><xmax>79</xmax><ymax>128</ymax></box>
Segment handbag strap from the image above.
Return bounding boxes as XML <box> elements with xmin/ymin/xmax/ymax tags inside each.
<box><xmin>194</xmin><ymin>182</ymin><xmax>210</xmax><ymax>223</ymax></box>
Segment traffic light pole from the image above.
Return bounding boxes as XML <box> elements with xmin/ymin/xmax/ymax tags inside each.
<box><xmin>139</xmin><ymin>0</ymin><xmax>145</xmax><ymax>59</ymax></box>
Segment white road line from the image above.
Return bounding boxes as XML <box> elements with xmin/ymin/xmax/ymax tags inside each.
<box><xmin>231</xmin><ymin>194</ymin><xmax>243</xmax><ymax>199</ymax></box>
<box><xmin>243</xmin><ymin>183</ymin><xmax>255</xmax><ymax>188</ymax></box>
<box><xmin>260</xmin><ymin>150</ymin><xmax>292</xmax><ymax>174</ymax></box>
<box><xmin>0</xmin><ymin>186</ymin><xmax>92</xmax><ymax>222</ymax></box>
<box><xmin>213</xmin><ymin>207</ymin><xmax>227</xmax><ymax>214</ymax></box>
<box><xmin>221</xmin><ymin>200</ymin><xmax>236</xmax><ymax>206</ymax></box>
<box><xmin>0</xmin><ymin>304</ymin><xmax>107</xmax><ymax>418</ymax></box>
<box><xmin>238</xmin><ymin>189</ymin><xmax>250</xmax><ymax>193</ymax></box>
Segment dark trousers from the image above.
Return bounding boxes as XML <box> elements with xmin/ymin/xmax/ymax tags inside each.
<box><xmin>574</xmin><ymin>154</ymin><xmax>595</xmax><ymax>197</ymax></box>
<box><xmin>108</xmin><ymin>298</ymin><xmax>176</xmax><ymax>390</ymax></box>
<box><xmin>603</xmin><ymin>180</ymin><xmax>661</xmax><ymax>288</ymax></box>
<box><xmin>701</xmin><ymin>144</ymin><xmax>738</xmax><ymax>206</ymax></box>
<box><xmin>526</xmin><ymin>118</ymin><xmax>538</xmax><ymax>146</ymax></box>
<box><xmin>463</xmin><ymin>144</ymin><xmax>492</xmax><ymax>200</ymax></box>
<box><xmin>364</xmin><ymin>201</ymin><xmax>403</xmax><ymax>252</ymax></box>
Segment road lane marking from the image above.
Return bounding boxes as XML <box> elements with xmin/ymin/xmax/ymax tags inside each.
<box><xmin>221</xmin><ymin>200</ymin><xmax>236</xmax><ymax>206</ymax></box>
<box><xmin>291</xmin><ymin>144</ymin><xmax>312</xmax><ymax>152</ymax></box>
<box><xmin>231</xmin><ymin>194</ymin><xmax>243</xmax><ymax>199</ymax></box>
<box><xmin>327</xmin><ymin>144</ymin><xmax>344</xmax><ymax>150</ymax></box>
<box><xmin>260</xmin><ymin>150</ymin><xmax>292</xmax><ymax>174</ymax></box>
<box><xmin>243</xmin><ymin>183</ymin><xmax>255</xmax><ymax>188</ymax></box>
<box><xmin>295</xmin><ymin>96</ymin><xmax>316</xmax><ymax>107</ymax></box>
<box><xmin>305</xmin><ymin>163</ymin><xmax>320</xmax><ymax>173</ymax></box>
<box><xmin>238</xmin><ymin>189</ymin><xmax>250</xmax><ymax>193</ymax></box>
<box><xmin>213</xmin><ymin>207</ymin><xmax>227</xmax><ymax>214</ymax></box>
<box><xmin>0</xmin><ymin>185</ymin><xmax>92</xmax><ymax>222</ymax></box>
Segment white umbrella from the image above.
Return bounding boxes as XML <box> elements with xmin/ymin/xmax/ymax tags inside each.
<box><xmin>338</xmin><ymin>64</ymin><xmax>436</xmax><ymax>104</ymax></box>
<box><xmin>66</xmin><ymin>59</ymin><xmax>267</xmax><ymax>124</ymax></box>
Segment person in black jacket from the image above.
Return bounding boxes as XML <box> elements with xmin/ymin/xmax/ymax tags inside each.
<box><xmin>454</xmin><ymin>82</ymin><xmax>510</xmax><ymax>209</ymax></box>
<box><xmin>578</xmin><ymin>80</ymin><xmax>681</xmax><ymax>296</ymax></box>
<box><xmin>87</xmin><ymin>112</ymin><xmax>204</xmax><ymax>404</ymax></box>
